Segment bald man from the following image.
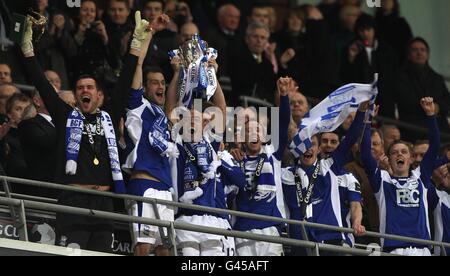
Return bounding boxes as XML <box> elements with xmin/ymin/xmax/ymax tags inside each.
<box><xmin>179</xmin><ymin>22</ymin><xmax>199</xmax><ymax>43</ymax></box>
<box><xmin>202</xmin><ymin>4</ymin><xmax>242</xmax><ymax>77</ymax></box>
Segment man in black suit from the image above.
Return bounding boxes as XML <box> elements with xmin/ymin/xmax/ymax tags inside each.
<box><xmin>229</xmin><ymin>22</ymin><xmax>276</xmax><ymax>107</ymax></box>
<box><xmin>202</xmin><ymin>3</ymin><xmax>242</xmax><ymax>77</ymax></box>
<box><xmin>18</xmin><ymin>89</ymin><xmax>57</xmax><ymax>197</ymax></box>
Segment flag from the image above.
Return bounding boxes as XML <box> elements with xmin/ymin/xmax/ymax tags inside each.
<box><xmin>290</xmin><ymin>81</ymin><xmax>378</xmax><ymax>158</ymax></box>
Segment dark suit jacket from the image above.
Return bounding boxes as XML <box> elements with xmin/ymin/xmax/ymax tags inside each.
<box><xmin>18</xmin><ymin>114</ymin><xmax>57</xmax><ymax>183</ymax></box>
<box><xmin>229</xmin><ymin>46</ymin><xmax>276</xmax><ymax>106</ymax></box>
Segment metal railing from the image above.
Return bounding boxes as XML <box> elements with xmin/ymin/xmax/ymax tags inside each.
<box><xmin>1</xmin><ymin>176</ymin><xmax>449</xmax><ymax>256</ymax></box>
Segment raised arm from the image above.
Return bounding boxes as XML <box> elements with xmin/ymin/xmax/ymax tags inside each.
<box><xmin>209</xmin><ymin>59</ymin><xmax>227</xmax><ymax>129</ymax></box>
<box><xmin>419</xmin><ymin>97</ymin><xmax>440</xmax><ymax>181</ymax></box>
<box><xmin>360</xmin><ymin>123</ymin><xmax>383</xmax><ymax>193</ymax></box>
<box><xmin>274</xmin><ymin>77</ymin><xmax>292</xmax><ymax>160</ymax></box>
<box><xmin>165</xmin><ymin>56</ymin><xmax>181</xmax><ymax>119</ymax></box>
<box><xmin>333</xmin><ymin>102</ymin><xmax>369</xmax><ymax>166</ymax></box>
<box><xmin>111</xmin><ymin>13</ymin><xmax>170</xmax><ymax>122</ymax></box>
<box><xmin>21</xmin><ymin>18</ymin><xmax>70</xmax><ymax>122</ymax></box>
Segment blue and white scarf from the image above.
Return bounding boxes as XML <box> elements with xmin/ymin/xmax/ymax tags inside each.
<box><xmin>65</xmin><ymin>109</ymin><xmax>126</xmax><ymax>193</ymax></box>
<box><xmin>290</xmin><ymin>81</ymin><xmax>378</xmax><ymax>158</ymax></box>
<box><xmin>169</xmin><ymin>36</ymin><xmax>218</xmax><ymax>108</ymax></box>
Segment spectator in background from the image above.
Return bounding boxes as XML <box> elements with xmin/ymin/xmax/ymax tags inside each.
<box><xmin>229</xmin><ymin>22</ymin><xmax>276</xmax><ymax>106</ymax></box>
<box><xmin>0</xmin><ymin>84</ymin><xmax>19</xmax><ymax>116</ymax></box>
<box><xmin>341</xmin><ymin>15</ymin><xmax>398</xmax><ymax>118</ymax></box>
<box><xmin>375</xmin><ymin>0</ymin><xmax>413</xmax><ymax>65</ymax></box>
<box><xmin>317</xmin><ymin>0</ymin><xmax>340</xmax><ymax>34</ymax></box>
<box><xmin>290</xmin><ymin>91</ymin><xmax>309</xmax><ymax>126</ymax></box>
<box><xmin>179</xmin><ymin>22</ymin><xmax>199</xmax><ymax>44</ymax></box>
<box><xmin>202</xmin><ymin>3</ymin><xmax>241</xmax><ymax>77</ymax></box>
<box><xmin>381</xmin><ymin>124</ymin><xmax>401</xmax><ymax>152</ymax></box>
<box><xmin>0</xmin><ymin>93</ymin><xmax>32</xmax><ymax>179</ymax></box>
<box><xmin>266</xmin><ymin>6</ymin><xmax>277</xmax><ymax>34</ymax></box>
<box><xmin>165</xmin><ymin>0</ymin><xmax>193</xmax><ymax>32</ymax></box>
<box><xmin>247</xmin><ymin>4</ymin><xmax>278</xmax><ymax>74</ymax></box>
<box><xmin>395</xmin><ymin>38</ymin><xmax>450</xmax><ymax>141</ymax></box>
<box><xmin>105</xmin><ymin>0</ymin><xmax>134</xmax><ymax>74</ymax></box>
<box><xmin>45</xmin><ymin>70</ymin><xmax>62</xmax><ymax>91</ymax></box>
<box><xmin>275</xmin><ymin>5</ymin><xmax>339</xmax><ymax>100</ymax></box>
<box><xmin>412</xmin><ymin>140</ymin><xmax>429</xmax><ymax>169</ymax></box>
<box><xmin>0</xmin><ymin>1</ymin><xmax>27</xmax><ymax>84</ymax></box>
<box><xmin>73</xmin><ymin>0</ymin><xmax>113</xmax><ymax>82</ymax></box>
<box><xmin>142</xmin><ymin>0</ymin><xmax>178</xmax><ymax>82</ymax></box>
<box><xmin>35</xmin><ymin>9</ymin><xmax>77</xmax><ymax>90</ymax></box>
<box><xmin>333</xmin><ymin>4</ymin><xmax>360</xmax><ymax>59</ymax></box>
<box><xmin>0</xmin><ymin>64</ymin><xmax>12</xmax><ymax>84</ymax></box>
<box><xmin>18</xmin><ymin>90</ymin><xmax>58</xmax><ymax>197</ymax></box>
<box><xmin>59</xmin><ymin>91</ymin><xmax>76</xmax><ymax>107</ymax></box>
<box><xmin>248</xmin><ymin>4</ymin><xmax>271</xmax><ymax>27</ymax></box>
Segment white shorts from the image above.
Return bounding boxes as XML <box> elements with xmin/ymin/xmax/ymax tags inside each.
<box><xmin>235</xmin><ymin>226</ymin><xmax>284</xmax><ymax>256</ymax></box>
<box><xmin>390</xmin><ymin>247</ymin><xmax>431</xmax><ymax>256</ymax></box>
<box><xmin>176</xmin><ymin>215</ymin><xmax>234</xmax><ymax>256</ymax></box>
<box><xmin>129</xmin><ymin>188</ymin><xmax>174</xmax><ymax>246</ymax></box>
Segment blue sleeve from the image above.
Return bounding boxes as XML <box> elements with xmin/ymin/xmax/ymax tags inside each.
<box><xmin>360</xmin><ymin>123</ymin><xmax>382</xmax><ymax>193</ymax></box>
<box><xmin>420</xmin><ymin>116</ymin><xmax>440</xmax><ymax>185</ymax></box>
<box><xmin>274</xmin><ymin>95</ymin><xmax>291</xmax><ymax>160</ymax></box>
<box><xmin>434</xmin><ymin>156</ymin><xmax>449</xmax><ymax>170</ymax></box>
<box><xmin>219</xmin><ymin>161</ymin><xmax>247</xmax><ymax>190</ymax></box>
<box><xmin>427</xmin><ymin>184</ymin><xmax>439</xmax><ymax>211</ymax></box>
<box><xmin>332</xmin><ymin>110</ymin><xmax>365</xmax><ymax>167</ymax></box>
<box><xmin>211</xmin><ymin>141</ymin><xmax>221</xmax><ymax>153</ymax></box>
<box><xmin>128</xmin><ymin>88</ymin><xmax>144</xmax><ymax>110</ymax></box>
<box><xmin>347</xmin><ymin>190</ymin><xmax>362</xmax><ymax>203</ymax></box>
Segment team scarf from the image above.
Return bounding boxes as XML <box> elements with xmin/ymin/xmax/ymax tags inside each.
<box><xmin>290</xmin><ymin>80</ymin><xmax>378</xmax><ymax>158</ymax></box>
<box><xmin>169</xmin><ymin>35</ymin><xmax>218</xmax><ymax>108</ymax></box>
<box><xmin>242</xmin><ymin>146</ymin><xmax>277</xmax><ymax>198</ymax></box>
<box><xmin>65</xmin><ymin>108</ymin><xmax>126</xmax><ymax>193</ymax></box>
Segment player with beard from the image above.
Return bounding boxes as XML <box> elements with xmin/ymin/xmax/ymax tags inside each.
<box><xmin>20</xmin><ymin>11</ymin><xmax>161</xmax><ymax>252</ymax></box>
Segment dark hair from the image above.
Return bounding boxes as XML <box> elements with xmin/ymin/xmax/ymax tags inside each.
<box><xmin>80</xmin><ymin>0</ymin><xmax>98</xmax><ymax>12</ymax></box>
<box><xmin>376</xmin><ymin>0</ymin><xmax>400</xmax><ymax>17</ymax></box>
<box><xmin>439</xmin><ymin>143</ymin><xmax>450</xmax><ymax>156</ymax></box>
<box><xmin>143</xmin><ymin>67</ymin><xmax>165</xmax><ymax>85</ymax></box>
<box><xmin>108</xmin><ymin>0</ymin><xmax>130</xmax><ymax>10</ymax></box>
<box><xmin>320</xmin><ymin>131</ymin><xmax>340</xmax><ymax>142</ymax></box>
<box><xmin>250</xmin><ymin>2</ymin><xmax>271</xmax><ymax>17</ymax></box>
<box><xmin>371</xmin><ymin>128</ymin><xmax>384</xmax><ymax>143</ymax></box>
<box><xmin>414</xmin><ymin>140</ymin><xmax>429</xmax><ymax>147</ymax></box>
<box><xmin>408</xmin><ymin>37</ymin><xmax>430</xmax><ymax>53</ymax></box>
<box><xmin>285</xmin><ymin>6</ymin><xmax>306</xmax><ymax>30</ymax></box>
<box><xmin>75</xmin><ymin>74</ymin><xmax>98</xmax><ymax>89</ymax></box>
<box><xmin>143</xmin><ymin>0</ymin><xmax>165</xmax><ymax>10</ymax></box>
<box><xmin>6</xmin><ymin>93</ymin><xmax>32</xmax><ymax>114</ymax></box>
<box><xmin>355</xmin><ymin>14</ymin><xmax>376</xmax><ymax>33</ymax></box>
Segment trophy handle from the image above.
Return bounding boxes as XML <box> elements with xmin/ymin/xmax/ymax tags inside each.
<box><xmin>27</xmin><ymin>9</ymin><xmax>47</xmax><ymax>43</ymax></box>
